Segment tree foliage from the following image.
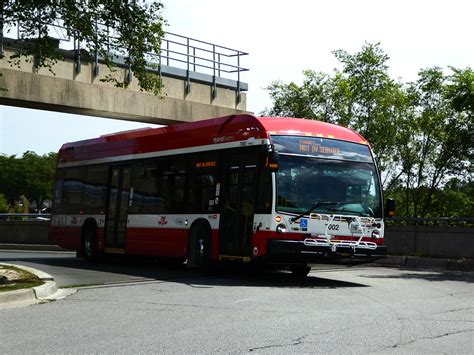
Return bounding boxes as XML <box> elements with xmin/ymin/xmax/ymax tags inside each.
<box><xmin>0</xmin><ymin>193</ymin><xmax>9</xmax><ymax>213</ymax></box>
<box><xmin>1</xmin><ymin>0</ymin><xmax>165</xmax><ymax>94</ymax></box>
<box><xmin>0</xmin><ymin>151</ymin><xmax>57</xmax><ymax>209</ymax></box>
<box><xmin>263</xmin><ymin>43</ymin><xmax>473</xmax><ymax>218</ymax></box>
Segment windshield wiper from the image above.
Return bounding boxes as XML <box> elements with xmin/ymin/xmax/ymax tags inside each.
<box><xmin>290</xmin><ymin>202</ymin><xmax>341</xmax><ymax>223</ymax></box>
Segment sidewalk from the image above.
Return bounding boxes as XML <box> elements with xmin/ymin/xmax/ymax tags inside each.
<box><xmin>0</xmin><ymin>243</ymin><xmax>67</xmax><ymax>252</ymax></box>
<box><xmin>374</xmin><ymin>255</ymin><xmax>474</xmax><ymax>271</ymax></box>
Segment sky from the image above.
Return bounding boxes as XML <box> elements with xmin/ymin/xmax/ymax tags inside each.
<box><xmin>0</xmin><ymin>0</ymin><xmax>473</xmax><ymax>156</ymax></box>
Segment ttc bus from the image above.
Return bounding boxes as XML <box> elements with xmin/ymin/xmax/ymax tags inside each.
<box><xmin>51</xmin><ymin>114</ymin><xmax>391</xmax><ymax>276</ymax></box>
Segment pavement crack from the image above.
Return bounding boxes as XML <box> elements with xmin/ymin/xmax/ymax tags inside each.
<box><xmin>248</xmin><ymin>334</ymin><xmax>310</xmax><ymax>352</ymax></box>
<box><xmin>247</xmin><ymin>321</ymin><xmax>380</xmax><ymax>352</ymax></box>
<box><xmin>433</xmin><ymin>306</ymin><xmax>473</xmax><ymax>314</ymax></box>
<box><xmin>384</xmin><ymin>328</ymin><xmax>474</xmax><ymax>350</ymax></box>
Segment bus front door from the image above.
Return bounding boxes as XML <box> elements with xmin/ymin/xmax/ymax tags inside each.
<box><xmin>218</xmin><ymin>148</ymin><xmax>258</xmax><ymax>261</ymax></box>
<box><xmin>104</xmin><ymin>166</ymin><xmax>131</xmax><ymax>252</ymax></box>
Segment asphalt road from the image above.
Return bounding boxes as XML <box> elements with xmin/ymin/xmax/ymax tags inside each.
<box><xmin>0</xmin><ymin>250</ymin><xmax>194</xmax><ymax>287</ymax></box>
<box><xmin>1</xmin><ymin>250</ymin><xmax>473</xmax><ymax>353</ymax></box>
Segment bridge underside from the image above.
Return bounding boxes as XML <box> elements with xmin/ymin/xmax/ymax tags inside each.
<box><xmin>0</xmin><ymin>47</ymin><xmax>249</xmax><ymax>125</ymax></box>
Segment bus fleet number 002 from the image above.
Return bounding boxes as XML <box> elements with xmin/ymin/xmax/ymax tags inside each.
<box><xmin>327</xmin><ymin>224</ymin><xmax>339</xmax><ymax>231</ymax></box>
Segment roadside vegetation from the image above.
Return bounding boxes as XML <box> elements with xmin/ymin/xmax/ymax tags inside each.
<box><xmin>0</xmin><ymin>264</ymin><xmax>43</xmax><ymax>292</ymax></box>
<box><xmin>1</xmin><ymin>1</ymin><xmax>165</xmax><ymax>95</ymax></box>
<box><xmin>263</xmin><ymin>43</ymin><xmax>473</xmax><ymax>220</ymax></box>
<box><xmin>0</xmin><ymin>152</ymin><xmax>57</xmax><ymax>213</ymax></box>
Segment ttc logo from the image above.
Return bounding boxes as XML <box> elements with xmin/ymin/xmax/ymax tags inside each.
<box><xmin>158</xmin><ymin>216</ymin><xmax>168</xmax><ymax>225</ymax></box>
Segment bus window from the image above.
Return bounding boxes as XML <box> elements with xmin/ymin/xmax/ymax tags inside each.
<box><xmin>62</xmin><ymin>166</ymin><xmax>86</xmax><ymax>213</ymax></box>
<box><xmin>189</xmin><ymin>153</ymin><xmax>217</xmax><ymax>213</ymax></box>
<box><xmin>131</xmin><ymin>162</ymin><xmax>161</xmax><ymax>214</ymax></box>
<box><xmin>83</xmin><ymin>165</ymin><xmax>107</xmax><ymax>214</ymax></box>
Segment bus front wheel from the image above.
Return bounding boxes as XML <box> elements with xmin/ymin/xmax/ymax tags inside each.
<box><xmin>290</xmin><ymin>264</ymin><xmax>311</xmax><ymax>278</ymax></box>
<box><xmin>188</xmin><ymin>224</ymin><xmax>212</xmax><ymax>270</ymax></box>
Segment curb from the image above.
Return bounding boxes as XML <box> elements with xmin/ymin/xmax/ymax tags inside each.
<box><xmin>375</xmin><ymin>255</ymin><xmax>474</xmax><ymax>271</ymax></box>
<box><xmin>0</xmin><ymin>263</ymin><xmax>66</xmax><ymax>305</ymax></box>
<box><xmin>0</xmin><ymin>243</ymin><xmax>68</xmax><ymax>252</ymax></box>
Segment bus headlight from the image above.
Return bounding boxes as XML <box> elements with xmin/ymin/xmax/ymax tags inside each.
<box><xmin>276</xmin><ymin>223</ymin><xmax>287</xmax><ymax>233</ymax></box>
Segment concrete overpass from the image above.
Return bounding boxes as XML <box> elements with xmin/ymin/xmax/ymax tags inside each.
<box><xmin>0</xmin><ymin>33</ymin><xmax>250</xmax><ymax>125</ymax></box>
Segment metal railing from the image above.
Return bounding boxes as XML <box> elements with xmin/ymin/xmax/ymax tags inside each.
<box><xmin>386</xmin><ymin>217</ymin><xmax>474</xmax><ymax>227</ymax></box>
<box><xmin>1</xmin><ymin>17</ymin><xmax>249</xmax><ymax>90</ymax></box>
<box><xmin>0</xmin><ymin>213</ymin><xmax>51</xmax><ymax>221</ymax></box>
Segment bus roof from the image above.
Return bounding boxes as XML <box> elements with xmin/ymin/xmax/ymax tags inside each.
<box><xmin>58</xmin><ymin>115</ymin><xmax>368</xmax><ymax>165</ymax></box>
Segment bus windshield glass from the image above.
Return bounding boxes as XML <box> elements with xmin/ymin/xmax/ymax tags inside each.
<box><xmin>272</xmin><ymin>137</ymin><xmax>382</xmax><ymax>218</ymax></box>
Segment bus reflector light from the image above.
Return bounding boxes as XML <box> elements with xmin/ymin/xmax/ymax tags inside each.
<box><xmin>275</xmin><ymin>216</ymin><xmax>282</xmax><ymax>223</ymax></box>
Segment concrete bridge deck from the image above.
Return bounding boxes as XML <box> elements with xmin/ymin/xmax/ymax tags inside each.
<box><xmin>0</xmin><ymin>33</ymin><xmax>250</xmax><ymax>124</ymax></box>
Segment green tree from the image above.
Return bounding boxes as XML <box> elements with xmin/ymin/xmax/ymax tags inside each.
<box><xmin>263</xmin><ymin>44</ymin><xmax>473</xmax><ymax>218</ymax></box>
<box><xmin>402</xmin><ymin>68</ymin><xmax>472</xmax><ymax>218</ymax></box>
<box><xmin>2</xmin><ymin>0</ymin><xmax>165</xmax><ymax>94</ymax></box>
<box><xmin>0</xmin><ymin>193</ymin><xmax>9</xmax><ymax>212</ymax></box>
<box><xmin>0</xmin><ymin>154</ymin><xmax>24</xmax><ymax>205</ymax></box>
<box><xmin>21</xmin><ymin>151</ymin><xmax>57</xmax><ymax>209</ymax></box>
<box><xmin>0</xmin><ymin>151</ymin><xmax>57</xmax><ymax>209</ymax></box>
<box><xmin>264</xmin><ymin>43</ymin><xmax>407</xmax><ymax>186</ymax></box>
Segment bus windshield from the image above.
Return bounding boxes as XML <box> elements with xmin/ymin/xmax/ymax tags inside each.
<box><xmin>276</xmin><ymin>154</ymin><xmax>382</xmax><ymax>218</ymax></box>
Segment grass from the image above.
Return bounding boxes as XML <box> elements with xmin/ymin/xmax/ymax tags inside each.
<box><xmin>0</xmin><ymin>265</ymin><xmax>44</xmax><ymax>292</ymax></box>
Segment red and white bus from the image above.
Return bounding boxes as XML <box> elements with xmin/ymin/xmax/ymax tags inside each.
<box><xmin>51</xmin><ymin>114</ymin><xmax>392</xmax><ymax>276</ymax></box>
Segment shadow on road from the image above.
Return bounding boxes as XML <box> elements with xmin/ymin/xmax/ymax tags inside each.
<box><xmin>360</xmin><ymin>270</ymin><xmax>474</xmax><ymax>283</ymax></box>
<box><xmin>0</xmin><ymin>251</ymin><xmax>368</xmax><ymax>289</ymax></box>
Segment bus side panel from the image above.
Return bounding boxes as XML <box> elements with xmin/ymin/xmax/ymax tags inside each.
<box><xmin>125</xmin><ymin>227</ymin><xmax>188</xmax><ymax>258</ymax></box>
<box><xmin>51</xmin><ymin>226</ymin><xmax>82</xmax><ymax>250</ymax></box>
<box><xmin>211</xmin><ymin>229</ymin><xmax>219</xmax><ymax>261</ymax></box>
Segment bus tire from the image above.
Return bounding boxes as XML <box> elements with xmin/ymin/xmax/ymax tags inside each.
<box><xmin>290</xmin><ymin>264</ymin><xmax>311</xmax><ymax>278</ymax></box>
<box><xmin>82</xmin><ymin>227</ymin><xmax>98</xmax><ymax>261</ymax></box>
<box><xmin>187</xmin><ymin>224</ymin><xmax>212</xmax><ymax>270</ymax></box>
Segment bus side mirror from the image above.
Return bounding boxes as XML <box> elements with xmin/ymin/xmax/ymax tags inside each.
<box><xmin>385</xmin><ymin>198</ymin><xmax>396</xmax><ymax>218</ymax></box>
<box><xmin>264</xmin><ymin>151</ymin><xmax>279</xmax><ymax>172</ymax></box>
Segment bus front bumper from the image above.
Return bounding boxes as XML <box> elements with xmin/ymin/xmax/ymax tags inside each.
<box><xmin>266</xmin><ymin>239</ymin><xmax>388</xmax><ymax>265</ymax></box>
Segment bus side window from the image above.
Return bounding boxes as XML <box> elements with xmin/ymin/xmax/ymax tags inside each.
<box><xmin>62</xmin><ymin>166</ymin><xmax>86</xmax><ymax>214</ymax></box>
<box><xmin>189</xmin><ymin>154</ymin><xmax>217</xmax><ymax>213</ymax></box>
<box><xmin>83</xmin><ymin>165</ymin><xmax>107</xmax><ymax>214</ymax></box>
<box><xmin>131</xmin><ymin>162</ymin><xmax>161</xmax><ymax>214</ymax></box>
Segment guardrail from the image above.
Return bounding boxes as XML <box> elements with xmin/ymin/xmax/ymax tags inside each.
<box><xmin>0</xmin><ymin>213</ymin><xmax>51</xmax><ymax>221</ymax></box>
<box><xmin>386</xmin><ymin>217</ymin><xmax>474</xmax><ymax>226</ymax></box>
<box><xmin>1</xmin><ymin>14</ymin><xmax>249</xmax><ymax>92</ymax></box>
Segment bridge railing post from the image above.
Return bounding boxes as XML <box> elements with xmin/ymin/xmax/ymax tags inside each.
<box><xmin>185</xmin><ymin>37</ymin><xmax>190</xmax><ymax>94</ymax></box>
<box><xmin>212</xmin><ymin>44</ymin><xmax>217</xmax><ymax>100</ymax></box>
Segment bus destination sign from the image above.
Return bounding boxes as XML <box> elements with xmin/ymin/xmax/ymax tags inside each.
<box><xmin>271</xmin><ymin>136</ymin><xmax>372</xmax><ymax>162</ymax></box>
<box><xmin>298</xmin><ymin>139</ymin><xmax>341</xmax><ymax>156</ymax></box>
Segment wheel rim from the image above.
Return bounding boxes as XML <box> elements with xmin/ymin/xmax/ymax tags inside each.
<box><xmin>84</xmin><ymin>233</ymin><xmax>93</xmax><ymax>257</ymax></box>
<box><xmin>198</xmin><ymin>238</ymin><xmax>204</xmax><ymax>257</ymax></box>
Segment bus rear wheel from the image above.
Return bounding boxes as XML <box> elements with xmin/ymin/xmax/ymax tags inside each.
<box><xmin>82</xmin><ymin>228</ymin><xmax>98</xmax><ymax>260</ymax></box>
<box><xmin>188</xmin><ymin>224</ymin><xmax>212</xmax><ymax>270</ymax></box>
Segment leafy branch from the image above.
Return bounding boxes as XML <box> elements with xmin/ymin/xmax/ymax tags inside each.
<box><xmin>1</xmin><ymin>0</ymin><xmax>165</xmax><ymax>94</ymax></box>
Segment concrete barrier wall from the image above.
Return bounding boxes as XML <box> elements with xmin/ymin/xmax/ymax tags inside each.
<box><xmin>0</xmin><ymin>221</ymin><xmax>51</xmax><ymax>245</ymax></box>
<box><xmin>0</xmin><ymin>222</ymin><xmax>473</xmax><ymax>259</ymax></box>
<box><xmin>385</xmin><ymin>225</ymin><xmax>474</xmax><ymax>259</ymax></box>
